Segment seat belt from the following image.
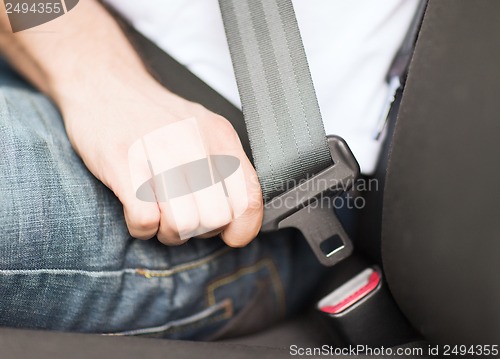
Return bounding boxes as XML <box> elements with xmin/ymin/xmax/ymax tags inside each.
<box><xmin>111</xmin><ymin>1</ymin><xmax>358</xmax><ymax>266</ymax></box>
<box><xmin>218</xmin><ymin>0</ymin><xmax>359</xmax><ymax>266</ymax></box>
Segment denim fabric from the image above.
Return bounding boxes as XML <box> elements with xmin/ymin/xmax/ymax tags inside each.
<box><xmin>0</xmin><ymin>60</ymin><xmax>326</xmax><ymax>340</ymax></box>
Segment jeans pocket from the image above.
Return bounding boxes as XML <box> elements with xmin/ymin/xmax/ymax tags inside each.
<box><xmin>205</xmin><ymin>258</ymin><xmax>287</xmax><ymax>340</ymax></box>
<box><xmin>105</xmin><ymin>298</ymin><xmax>233</xmax><ymax>340</ymax></box>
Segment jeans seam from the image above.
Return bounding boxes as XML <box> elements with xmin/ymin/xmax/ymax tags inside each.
<box><xmin>0</xmin><ymin>247</ymin><xmax>233</xmax><ymax>278</ymax></box>
<box><xmin>134</xmin><ymin>246</ymin><xmax>232</xmax><ymax>278</ymax></box>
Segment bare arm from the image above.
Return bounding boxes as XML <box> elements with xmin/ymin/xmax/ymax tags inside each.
<box><xmin>0</xmin><ymin>1</ymin><xmax>149</xmax><ymax>102</ymax></box>
<box><xmin>0</xmin><ymin>0</ymin><xmax>262</xmax><ymax>246</ymax></box>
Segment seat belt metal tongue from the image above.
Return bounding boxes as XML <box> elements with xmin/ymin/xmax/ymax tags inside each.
<box><xmin>218</xmin><ymin>0</ymin><xmax>359</xmax><ymax>266</ymax></box>
<box><xmin>262</xmin><ymin>136</ymin><xmax>359</xmax><ymax>266</ymax></box>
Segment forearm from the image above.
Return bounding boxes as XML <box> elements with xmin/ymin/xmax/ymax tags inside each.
<box><xmin>0</xmin><ymin>0</ymin><xmax>162</xmax><ymax>109</ymax></box>
<box><xmin>0</xmin><ymin>0</ymin><xmax>263</xmax><ymax>246</ymax></box>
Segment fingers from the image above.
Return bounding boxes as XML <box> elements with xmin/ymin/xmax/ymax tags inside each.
<box><xmin>119</xmin><ymin>141</ymin><xmax>161</xmax><ymax>239</ymax></box>
<box><xmin>219</xmin><ymin>154</ymin><xmax>263</xmax><ymax>247</ymax></box>
<box><xmin>157</xmin><ymin>191</ymin><xmax>200</xmax><ymax>245</ymax></box>
<box><xmin>123</xmin><ymin>199</ymin><xmax>161</xmax><ymax>240</ymax></box>
<box><xmin>139</xmin><ymin>118</ymin><xmax>206</xmax><ymax>244</ymax></box>
<box><xmin>123</xmin><ymin>116</ymin><xmax>263</xmax><ymax>246</ymax></box>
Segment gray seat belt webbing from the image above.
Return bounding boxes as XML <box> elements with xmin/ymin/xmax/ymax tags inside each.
<box><xmin>218</xmin><ymin>0</ymin><xmax>333</xmax><ymax>202</ymax></box>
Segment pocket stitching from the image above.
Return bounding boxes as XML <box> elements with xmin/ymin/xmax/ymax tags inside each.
<box><xmin>105</xmin><ymin>298</ymin><xmax>233</xmax><ymax>337</ymax></box>
<box><xmin>205</xmin><ymin>257</ymin><xmax>286</xmax><ymax>317</ymax></box>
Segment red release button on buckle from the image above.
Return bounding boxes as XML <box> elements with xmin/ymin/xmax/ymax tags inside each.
<box><xmin>318</xmin><ymin>268</ymin><xmax>381</xmax><ymax>315</ymax></box>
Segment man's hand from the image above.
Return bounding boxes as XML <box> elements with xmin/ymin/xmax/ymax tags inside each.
<box><xmin>0</xmin><ymin>0</ymin><xmax>263</xmax><ymax>246</ymax></box>
<box><xmin>62</xmin><ymin>79</ymin><xmax>263</xmax><ymax>246</ymax></box>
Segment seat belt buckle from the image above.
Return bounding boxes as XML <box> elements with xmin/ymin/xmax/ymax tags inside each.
<box><xmin>316</xmin><ymin>266</ymin><xmax>419</xmax><ymax>347</ymax></box>
<box><xmin>261</xmin><ymin>135</ymin><xmax>360</xmax><ymax>266</ymax></box>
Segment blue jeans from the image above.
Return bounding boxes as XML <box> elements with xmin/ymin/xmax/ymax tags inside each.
<box><xmin>0</xmin><ymin>60</ymin><xmax>326</xmax><ymax>340</ymax></box>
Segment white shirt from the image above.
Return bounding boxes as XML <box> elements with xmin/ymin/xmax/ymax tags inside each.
<box><xmin>105</xmin><ymin>0</ymin><xmax>419</xmax><ymax>174</ymax></box>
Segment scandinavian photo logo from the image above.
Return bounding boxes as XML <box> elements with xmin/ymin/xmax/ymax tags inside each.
<box><xmin>3</xmin><ymin>0</ymin><xmax>79</xmax><ymax>32</ymax></box>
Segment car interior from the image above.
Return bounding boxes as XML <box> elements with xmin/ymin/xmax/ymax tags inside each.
<box><xmin>1</xmin><ymin>0</ymin><xmax>499</xmax><ymax>358</ymax></box>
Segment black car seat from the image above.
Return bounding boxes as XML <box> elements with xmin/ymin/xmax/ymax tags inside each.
<box><xmin>382</xmin><ymin>0</ymin><xmax>500</xmax><ymax>344</ymax></box>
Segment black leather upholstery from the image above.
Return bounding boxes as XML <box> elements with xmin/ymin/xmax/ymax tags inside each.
<box><xmin>383</xmin><ymin>0</ymin><xmax>500</xmax><ymax>344</ymax></box>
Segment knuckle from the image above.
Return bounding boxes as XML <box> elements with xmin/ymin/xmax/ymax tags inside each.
<box><xmin>225</xmin><ymin>235</ymin><xmax>252</xmax><ymax>248</ymax></box>
<box><xmin>131</xmin><ymin>210</ymin><xmax>160</xmax><ymax>231</ymax></box>
<box><xmin>173</xmin><ymin>216</ymin><xmax>199</xmax><ymax>236</ymax></box>
<box><xmin>211</xmin><ymin>115</ymin><xmax>239</xmax><ymax>143</ymax></box>
<box><xmin>125</xmin><ymin>205</ymin><xmax>160</xmax><ymax>238</ymax></box>
<box><xmin>222</xmin><ymin>221</ymin><xmax>261</xmax><ymax>248</ymax></box>
<box><xmin>156</xmin><ymin>219</ymin><xmax>185</xmax><ymax>245</ymax></box>
<box><xmin>128</xmin><ymin>229</ymin><xmax>153</xmax><ymax>241</ymax></box>
<box><xmin>191</xmin><ymin>102</ymin><xmax>207</xmax><ymax>114</ymax></box>
<box><xmin>157</xmin><ymin>232</ymin><xmax>185</xmax><ymax>246</ymax></box>
<box><xmin>200</xmin><ymin>213</ymin><xmax>232</xmax><ymax>231</ymax></box>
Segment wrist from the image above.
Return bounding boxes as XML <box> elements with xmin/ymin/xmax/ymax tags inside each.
<box><xmin>53</xmin><ymin>68</ymin><xmax>173</xmax><ymax>118</ymax></box>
